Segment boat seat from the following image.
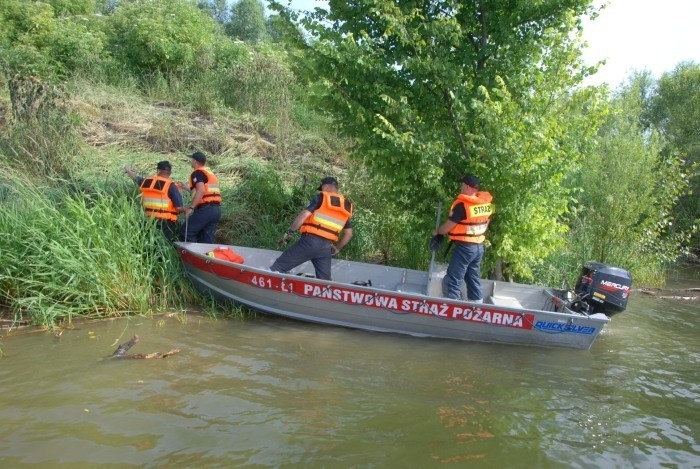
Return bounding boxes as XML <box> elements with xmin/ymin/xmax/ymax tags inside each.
<box><xmin>394</xmin><ymin>269</ymin><xmax>427</xmax><ymax>295</ymax></box>
<box><xmin>396</xmin><ymin>283</ymin><xmax>425</xmax><ymax>295</ymax></box>
<box><xmin>487</xmin><ymin>295</ymin><xmax>524</xmax><ymax>309</ymax></box>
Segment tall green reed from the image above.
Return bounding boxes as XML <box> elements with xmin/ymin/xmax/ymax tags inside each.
<box><xmin>0</xmin><ymin>174</ymin><xmax>193</xmax><ymax>327</ymax></box>
<box><xmin>0</xmin><ymin>113</ymin><xmax>82</xmax><ymax>179</ymax></box>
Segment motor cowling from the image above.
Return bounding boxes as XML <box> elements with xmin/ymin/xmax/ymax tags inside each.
<box><xmin>573</xmin><ymin>262</ymin><xmax>632</xmax><ymax>316</ymax></box>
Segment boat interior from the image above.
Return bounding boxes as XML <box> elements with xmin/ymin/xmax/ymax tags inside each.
<box><xmin>182</xmin><ymin>243</ymin><xmax>564</xmax><ymax>313</ymax></box>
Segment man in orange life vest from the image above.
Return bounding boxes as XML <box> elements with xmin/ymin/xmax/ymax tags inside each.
<box><xmin>271</xmin><ymin>176</ymin><xmax>354</xmax><ymax>280</ymax></box>
<box><xmin>181</xmin><ymin>151</ymin><xmax>222</xmax><ymax>243</ymax></box>
<box><xmin>434</xmin><ymin>174</ymin><xmax>494</xmax><ymax>302</ymax></box>
<box><xmin>124</xmin><ymin>160</ymin><xmax>184</xmax><ymax>241</ymax></box>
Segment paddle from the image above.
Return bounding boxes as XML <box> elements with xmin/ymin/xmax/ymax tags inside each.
<box><xmin>426</xmin><ymin>201</ymin><xmax>442</xmax><ymax>295</ymax></box>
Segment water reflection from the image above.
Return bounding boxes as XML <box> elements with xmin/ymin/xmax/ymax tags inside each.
<box><xmin>0</xmin><ymin>292</ymin><xmax>698</xmax><ymax>467</ymax></box>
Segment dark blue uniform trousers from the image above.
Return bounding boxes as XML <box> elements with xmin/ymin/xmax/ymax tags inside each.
<box><xmin>443</xmin><ymin>241</ymin><xmax>485</xmax><ymax>301</ymax></box>
<box><xmin>271</xmin><ymin>234</ymin><xmax>334</xmax><ymax>280</ymax></box>
<box><xmin>181</xmin><ymin>204</ymin><xmax>221</xmax><ymax>243</ymax></box>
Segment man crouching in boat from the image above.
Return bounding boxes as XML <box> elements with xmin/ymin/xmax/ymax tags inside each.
<box><xmin>434</xmin><ymin>174</ymin><xmax>494</xmax><ymax>303</ymax></box>
<box><xmin>271</xmin><ymin>177</ymin><xmax>354</xmax><ymax>280</ymax></box>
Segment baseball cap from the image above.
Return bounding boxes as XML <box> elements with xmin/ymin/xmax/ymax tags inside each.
<box><xmin>156</xmin><ymin>160</ymin><xmax>172</xmax><ymax>171</ymax></box>
<box><xmin>461</xmin><ymin>174</ymin><xmax>480</xmax><ymax>189</ymax></box>
<box><xmin>317</xmin><ymin>176</ymin><xmax>338</xmax><ymax>191</ymax></box>
<box><xmin>190</xmin><ymin>151</ymin><xmax>206</xmax><ymax>163</ymax></box>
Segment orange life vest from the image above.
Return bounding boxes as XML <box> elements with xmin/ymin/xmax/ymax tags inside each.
<box><xmin>300</xmin><ymin>192</ymin><xmax>353</xmax><ymax>242</ymax></box>
<box><xmin>139</xmin><ymin>176</ymin><xmax>178</xmax><ymax>222</ymax></box>
<box><xmin>447</xmin><ymin>191</ymin><xmax>494</xmax><ymax>244</ymax></box>
<box><xmin>190</xmin><ymin>166</ymin><xmax>222</xmax><ymax>206</ymax></box>
<box><xmin>207</xmin><ymin>246</ymin><xmax>244</xmax><ymax>264</ymax></box>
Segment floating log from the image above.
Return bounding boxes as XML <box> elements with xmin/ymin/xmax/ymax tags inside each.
<box><xmin>638</xmin><ymin>288</ymin><xmax>699</xmax><ymax>301</ymax></box>
<box><xmin>637</xmin><ymin>287</ymin><xmax>700</xmax><ymax>293</ymax></box>
<box><xmin>658</xmin><ymin>295</ymin><xmax>699</xmax><ymax>301</ymax></box>
<box><xmin>111</xmin><ymin>334</ymin><xmax>180</xmax><ymax>359</ymax></box>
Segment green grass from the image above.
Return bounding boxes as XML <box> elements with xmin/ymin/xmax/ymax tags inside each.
<box><xmin>0</xmin><ymin>172</ymin><xmax>194</xmax><ymax>326</ymax></box>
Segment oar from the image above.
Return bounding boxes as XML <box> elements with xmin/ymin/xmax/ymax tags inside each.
<box><xmin>184</xmin><ymin>210</ymin><xmax>189</xmax><ymax>242</ymax></box>
<box><xmin>426</xmin><ymin>201</ymin><xmax>442</xmax><ymax>295</ymax></box>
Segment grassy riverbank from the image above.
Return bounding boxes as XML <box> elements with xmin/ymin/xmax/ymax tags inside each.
<box><xmin>0</xmin><ymin>74</ymin><xmax>437</xmax><ymax>329</ymax></box>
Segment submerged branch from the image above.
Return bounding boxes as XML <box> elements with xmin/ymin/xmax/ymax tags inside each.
<box><xmin>111</xmin><ymin>334</ymin><xmax>180</xmax><ymax>359</ymax></box>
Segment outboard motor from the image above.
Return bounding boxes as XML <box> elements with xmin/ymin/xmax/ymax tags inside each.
<box><xmin>571</xmin><ymin>262</ymin><xmax>632</xmax><ymax>316</ymax></box>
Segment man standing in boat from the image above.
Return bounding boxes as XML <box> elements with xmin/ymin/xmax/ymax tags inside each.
<box><xmin>124</xmin><ymin>160</ymin><xmax>185</xmax><ymax>241</ymax></box>
<box><xmin>433</xmin><ymin>174</ymin><xmax>494</xmax><ymax>302</ymax></box>
<box><xmin>271</xmin><ymin>176</ymin><xmax>354</xmax><ymax>280</ymax></box>
<box><xmin>181</xmin><ymin>151</ymin><xmax>222</xmax><ymax>243</ymax></box>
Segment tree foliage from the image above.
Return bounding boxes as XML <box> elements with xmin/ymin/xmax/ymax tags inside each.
<box><xmin>198</xmin><ymin>0</ymin><xmax>230</xmax><ymax>24</ymax></box>
<box><xmin>647</xmin><ymin>62</ymin><xmax>700</xmax><ymax>252</ymax></box>
<box><xmin>226</xmin><ymin>0</ymin><xmax>268</xmax><ymax>44</ymax></box>
<box><xmin>0</xmin><ymin>0</ymin><xmax>55</xmax><ymax>48</ymax></box>
<box><xmin>45</xmin><ymin>0</ymin><xmax>97</xmax><ymax>16</ymax></box>
<box><xmin>0</xmin><ymin>0</ymin><xmax>105</xmax><ymax>79</ymax></box>
<box><xmin>561</xmin><ymin>77</ymin><xmax>687</xmax><ymax>281</ymax></box>
<box><xmin>271</xmin><ymin>0</ymin><xmax>600</xmax><ymax>279</ymax></box>
<box><xmin>38</xmin><ymin>17</ymin><xmax>106</xmax><ymax>75</ymax></box>
<box><xmin>266</xmin><ymin>14</ymin><xmax>305</xmax><ymax>45</ymax></box>
<box><xmin>107</xmin><ymin>0</ymin><xmax>220</xmax><ymax>74</ymax></box>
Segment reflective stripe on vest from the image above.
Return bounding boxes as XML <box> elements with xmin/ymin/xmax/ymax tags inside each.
<box><xmin>190</xmin><ymin>166</ymin><xmax>222</xmax><ymax>206</ymax></box>
<box><xmin>447</xmin><ymin>192</ymin><xmax>494</xmax><ymax>244</ymax></box>
<box><xmin>300</xmin><ymin>192</ymin><xmax>353</xmax><ymax>242</ymax></box>
<box><xmin>140</xmin><ymin>176</ymin><xmax>178</xmax><ymax>222</ymax></box>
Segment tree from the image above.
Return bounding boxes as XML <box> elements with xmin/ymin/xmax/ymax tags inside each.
<box><xmin>564</xmin><ymin>77</ymin><xmax>686</xmax><ymax>281</ymax></box>
<box><xmin>198</xmin><ymin>0</ymin><xmax>230</xmax><ymax>24</ymax></box>
<box><xmin>271</xmin><ymin>0</ymin><xmax>601</xmax><ymax>280</ymax></box>
<box><xmin>227</xmin><ymin>0</ymin><xmax>267</xmax><ymax>44</ymax></box>
<box><xmin>95</xmin><ymin>0</ymin><xmax>119</xmax><ymax>14</ymax></box>
<box><xmin>647</xmin><ymin>62</ymin><xmax>700</xmax><ymax>253</ymax></box>
<box><xmin>266</xmin><ymin>13</ymin><xmax>305</xmax><ymax>45</ymax></box>
<box><xmin>107</xmin><ymin>0</ymin><xmax>220</xmax><ymax>74</ymax></box>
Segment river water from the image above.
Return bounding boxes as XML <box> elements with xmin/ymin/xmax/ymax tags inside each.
<box><xmin>0</xmin><ymin>288</ymin><xmax>698</xmax><ymax>467</ymax></box>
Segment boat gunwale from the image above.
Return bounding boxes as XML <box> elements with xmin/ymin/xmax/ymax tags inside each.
<box><xmin>176</xmin><ymin>242</ymin><xmax>610</xmax><ymax>324</ymax></box>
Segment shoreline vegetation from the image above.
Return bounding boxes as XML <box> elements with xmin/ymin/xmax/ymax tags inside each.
<box><xmin>1</xmin><ymin>0</ymin><xmax>698</xmax><ymax>331</ymax></box>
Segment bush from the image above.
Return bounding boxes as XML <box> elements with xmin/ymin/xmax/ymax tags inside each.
<box><xmin>0</xmin><ymin>0</ymin><xmax>55</xmax><ymax>47</ymax></box>
<box><xmin>46</xmin><ymin>0</ymin><xmax>97</xmax><ymax>16</ymax></box>
<box><xmin>106</xmin><ymin>0</ymin><xmax>220</xmax><ymax>75</ymax></box>
<box><xmin>0</xmin><ymin>2</ymin><xmax>107</xmax><ymax>79</ymax></box>
<box><xmin>0</xmin><ymin>44</ymin><xmax>56</xmax><ymax>80</ymax></box>
<box><xmin>219</xmin><ymin>45</ymin><xmax>295</xmax><ymax>120</ymax></box>
<box><xmin>39</xmin><ymin>16</ymin><xmax>106</xmax><ymax>75</ymax></box>
<box><xmin>0</xmin><ymin>175</ymin><xmax>192</xmax><ymax>326</ymax></box>
<box><xmin>217</xmin><ymin>157</ymin><xmax>301</xmax><ymax>245</ymax></box>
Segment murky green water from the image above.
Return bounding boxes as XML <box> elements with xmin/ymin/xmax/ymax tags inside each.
<box><xmin>1</xmin><ymin>288</ymin><xmax>698</xmax><ymax>467</ymax></box>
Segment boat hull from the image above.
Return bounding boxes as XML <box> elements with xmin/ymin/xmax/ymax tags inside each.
<box><xmin>176</xmin><ymin>243</ymin><xmax>610</xmax><ymax>350</ymax></box>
